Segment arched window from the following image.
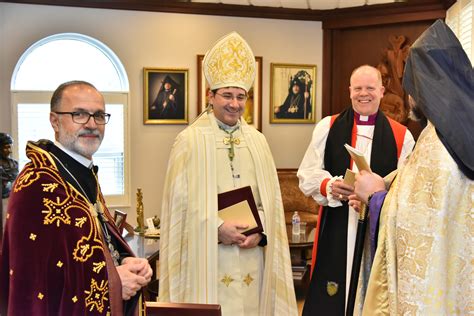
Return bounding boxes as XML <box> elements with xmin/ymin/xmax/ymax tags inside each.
<box><xmin>11</xmin><ymin>33</ymin><xmax>130</xmax><ymax>206</ymax></box>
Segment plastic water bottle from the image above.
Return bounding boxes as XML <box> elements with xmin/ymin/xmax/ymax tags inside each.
<box><xmin>292</xmin><ymin>211</ymin><xmax>301</xmax><ymax>243</ymax></box>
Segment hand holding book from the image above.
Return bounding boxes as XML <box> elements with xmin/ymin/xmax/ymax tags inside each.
<box><xmin>344</xmin><ymin>144</ymin><xmax>371</xmax><ymax>172</ymax></box>
<box><xmin>217</xmin><ymin>186</ymin><xmax>264</xmax><ymax>246</ymax></box>
<box><xmin>340</xmin><ymin>144</ymin><xmax>370</xmax><ymax>201</ymax></box>
<box><xmin>218</xmin><ymin>222</ymin><xmax>249</xmax><ymax>245</ymax></box>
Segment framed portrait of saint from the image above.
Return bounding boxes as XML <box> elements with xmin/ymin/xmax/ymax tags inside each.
<box><xmin>197</xmin><ymin>55</ymin><xmax>263</xmax><ymax>132</ymax></box>
<box><xmin>113</xmin><ymin>209</ymin><xmax>127</xmax><ymax>234</ymax></box>
<box><xmin>143</xmin><ymin>68</ymin><xmax>189</xmax><ymax>125</ymax></box>
<box><xmin>270</xmin><ymin>63</ymin><xmax>317</xmax><ymax>124</ymax></box>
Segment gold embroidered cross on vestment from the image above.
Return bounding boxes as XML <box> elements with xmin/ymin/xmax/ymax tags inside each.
<box><xmin>221</xmin><ymin>274</ymin><xmax>234</xmax><ymax>287</ymax></box>
<box><xmin>243</xmin><ymin>273</ymin><xmax>254</xmax><ymax>286</ymax></box>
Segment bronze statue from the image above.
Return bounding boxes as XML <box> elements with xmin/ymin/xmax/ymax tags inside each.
<box><xmin>1</xmin><ymin>133</ymin><xmax>19</xmax><ymax>199</ymax></box>
<box><xmin>1</xmin><ymin>132</ymin><xmax>19</xmax><ymax>234</ymax></box>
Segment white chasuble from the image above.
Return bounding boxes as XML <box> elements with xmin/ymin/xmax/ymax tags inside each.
<box><xmin>158</xmin><ymin>112</ymin><xmax>297</xmax><ymax>316</ymax></box>
<box><xmin>215</xmin><ymin>127</ymin><xmax>264</xmax><ymax>316</ymax></box>
<box><xmin>362</xmin><ymin>123</ymin><xmax>473</xmax><ymax>315</ymax></box>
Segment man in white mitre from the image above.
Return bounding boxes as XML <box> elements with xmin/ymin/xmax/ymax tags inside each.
<box><xmin>158</xmin><ymin>32</ymin><xmax>297</xmax><ymax>316</ymax></box>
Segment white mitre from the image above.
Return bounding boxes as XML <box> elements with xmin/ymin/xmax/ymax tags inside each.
<box><xmin>203</xmin><ymin>32</ymin><xmax>256</xmax><ymax>92</ymax></box>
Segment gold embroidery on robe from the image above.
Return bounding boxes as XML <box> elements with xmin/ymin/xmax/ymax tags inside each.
<box><xmin>42</xmin><ymin>197</ymin><xmax>73</xmax><ymax>227</ymax></box>
<box><xmin>243</xmin><ymin>273</ymin><xmax>254</xmax><ymax>286</ymax></box>
<box><xmin>85</xmin><ymin>279</ymin><xmax>108</xmax><ymax>313</ymax></box>
<box><xmin>221</xmin><ymin>274</ymin><xmax>234</xmax><ymax>287</ymax></box>
<box><xmin>75</xmin><ymin>217</ymin><xmax>87</xmax><ymax>228</ymax></box>
<box><xmin>93</xmin><ymin>261</ymin><xmax>106</xmax><ymax>274</ymax></box>
<box><xmin>42</xmin><ymin>183</ymin><xmax>58</xmax><ymax>192</ymax></box>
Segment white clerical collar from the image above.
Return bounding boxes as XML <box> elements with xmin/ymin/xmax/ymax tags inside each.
<box><xmin>354</xmin><ymin>111</ymin><xmax>377</xmax><ymax>126</ymax></box>
<box><xmin>54</xmin><ymin>141</ymin><xmax>93</xmax><ymax>169</ymax></box>
<box><xmin>215</xmin><ymin>117</ymin><xmax>241</xmax><ymax>133</ymax></box>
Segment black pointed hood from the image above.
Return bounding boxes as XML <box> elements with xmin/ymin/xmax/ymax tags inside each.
<box><xmin>403</xmin><ymin>19</ymin><xmax>474</xmax><ymax>179</ymax></box>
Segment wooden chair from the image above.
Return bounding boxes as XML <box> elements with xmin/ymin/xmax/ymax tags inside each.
<box><xmin>277</xmin><ymin>168</ymin><xmax>318</xmax><ymax>241</ymax></box>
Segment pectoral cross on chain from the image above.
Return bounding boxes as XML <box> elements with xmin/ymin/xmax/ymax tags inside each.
<box><xmin>223</xmin><ymin>133</ymin><xmax>240</xmax><ymax>161</ymax></box>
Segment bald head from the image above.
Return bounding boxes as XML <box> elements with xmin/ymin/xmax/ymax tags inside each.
<box><xmin>51</xmin><ymin>80</ymin><xmax>101</xmax><ymax>111</ymax></box>
<box><xmin>349</xmin><ymin>65</ymin><xmax>385</xmax><ymax>116</ymax></box>
<box><xmin>350</xmin><ymin>65</ymin><xmax>383</xmax><ymax>86</ymax></box>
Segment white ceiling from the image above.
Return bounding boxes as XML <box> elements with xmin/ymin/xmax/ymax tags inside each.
<box><xmin>190</xmin><ymin>0</ymin><xmax>399</xmax><ymax>10</ymax></box>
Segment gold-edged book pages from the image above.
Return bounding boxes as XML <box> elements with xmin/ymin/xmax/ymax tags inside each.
<box><xmin>344</xmin><ymin>144</ymin><xmax>371</xmax><ymax>172</ymax></box>
<box><xmin>219</xmin><ymin>201</ymin><xmax>258</xmax><ymax>234</ymax></box>
<box><xmin>343</xmin><ymin>169</ymin><xmax>356</xmax><ymax>186</ymax></box>
<box><xmin>218</xmin><ymin>186</ymin><xmax>263</xmax><ymax>236</ymax></box>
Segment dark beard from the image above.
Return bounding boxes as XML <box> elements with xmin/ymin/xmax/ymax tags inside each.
<box><xmin>409</xmin><ymin>105</ymin><xmax>427</xmax><ymax>128</ymax></box>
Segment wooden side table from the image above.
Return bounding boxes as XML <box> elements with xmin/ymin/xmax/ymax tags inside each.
<box><xmin>288</xmin><ymin>228</ymin><xmax>313</xmax><ymax>300</ymax></box>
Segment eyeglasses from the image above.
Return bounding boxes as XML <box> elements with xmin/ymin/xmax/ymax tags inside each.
<box><xmin>215</xmin><ymin>92</ymin><xmax>248</xmax><ymax>102</ymax></box>
<box><xmin>54</xmin><ymin>111</ymin><xmax>111</xmax><ymax>125</ymax></box>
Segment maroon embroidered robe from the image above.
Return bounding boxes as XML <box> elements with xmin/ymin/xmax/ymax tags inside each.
<box><xmin>0</xmin><ymin>140</ymin><xmax>136</xmax><ymax>315</ymax></box>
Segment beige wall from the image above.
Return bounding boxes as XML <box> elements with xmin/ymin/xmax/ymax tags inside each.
<box><xmin>0</xmin><ymin>3</ymin><xmax>323</xmax><ymax>222</ymax></box>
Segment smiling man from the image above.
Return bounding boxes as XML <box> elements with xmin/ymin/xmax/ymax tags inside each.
<box><xmin>0</xmin><ymin>81</ymin><xmax>152</xmax><ymax>315</ymax></box>
<box><xmin>159</xmin><ymin>32</ymin><xmax>297</xmax><ymax>316</ymax></box>
<box><xmin>351</xmin><ymin>20</ymin><xmax>473</xmax><ymax>315</ymax></box>
<box><xmin>298</xmin><ymin>65</ymin><xmax>415</xmax><ymax>315</ymax></box>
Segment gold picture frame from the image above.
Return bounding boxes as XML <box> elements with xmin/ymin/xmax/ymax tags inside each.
<box><xmin>197</xmin><ymin>55</ymin><xmax>263</xmax><ymax>132</ymax></box>
<box><xmin>143</xmin><ymin>67</ymin><xmax>189</xmax><ymax>124</ymax></box>
<box><xmin>270</xmin><ymin>63</ymin><xmax>316</xmax><ymax>124</ymax></box>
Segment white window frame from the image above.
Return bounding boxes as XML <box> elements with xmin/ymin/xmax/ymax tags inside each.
<box><xmin>10</xmin><ymin>33</ymin><xmax>131</xmax><ymax>207</ymax></box>
<box><xmin>447</xmin><ymin>0</ymin><xmax>474</xmax><ymax>63</ymax></box>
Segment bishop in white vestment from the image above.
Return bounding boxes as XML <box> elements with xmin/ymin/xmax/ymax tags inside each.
<box><xmin>158</xmin><ymin>32</ymin><xmax>297</xmax><ymax>316</ymax></box>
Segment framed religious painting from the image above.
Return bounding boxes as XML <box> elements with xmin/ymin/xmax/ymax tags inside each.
<box><xmin>113</xmin><ymin>209</ymin><xmax>127</xmax><ymax>234</ymax></box>
<box><xmin>197</xmin><ymin>55</ymin><xmax>263</xmax><ymax>132</ymax></box>
<box><xmin>270</xmin><ymin>63</ymin><xmax>317</xmax><ymax>124</ymax></box>
<box><xmin>143</xmin><ymin>68</ymin><xmax>189</xmax><ymax>124</ymax></box>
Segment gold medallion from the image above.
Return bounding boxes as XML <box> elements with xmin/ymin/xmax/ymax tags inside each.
<box><xmin>326</xmin><ymin>281</ymin><xmax>338</xmax><ymax>296</ymax></box>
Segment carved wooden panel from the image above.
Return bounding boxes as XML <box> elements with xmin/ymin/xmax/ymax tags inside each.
<box><xmin>322</xmin><ymin>20</ymin><xmax>439</xmax><ymax>139</ymax></box>
<box><xmin>377</xmin><ymin>35</ymin><xmax>411</xmax><ymax>124</ymax></box>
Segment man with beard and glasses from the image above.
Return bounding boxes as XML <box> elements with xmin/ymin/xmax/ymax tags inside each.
<box><xmin>0</xmin><ymin>81</ymin><xmax>152</xmax><ymax>315</ymax></box>
<box><xmin>349</xmin><ymin>20</ymin><xmax>473</xmax><ymax>314</ymax></box>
